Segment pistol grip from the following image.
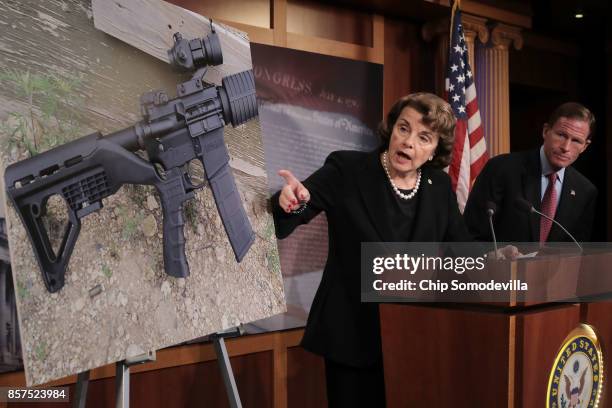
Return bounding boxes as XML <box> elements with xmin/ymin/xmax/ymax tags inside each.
<box><xmin>156</xmin><ymin>170</ymin><xmax>192</xmax><ymax>278</ymax></box>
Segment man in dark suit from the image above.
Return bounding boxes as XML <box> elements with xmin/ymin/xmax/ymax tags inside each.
<box><xmin>463</xmin><ymin>102</ymin><xmax>597</xmax><ymax>243</ymax></box>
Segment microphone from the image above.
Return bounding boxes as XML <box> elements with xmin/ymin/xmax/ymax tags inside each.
<box><xmin>514</xmin><ymin>198</ymin><xmax>583</xmax><ymax>252</ymax></box>
<box><xmin>485</xmin><ymin>201</ymin><xmax>499</xmax><ymax>259</ymax></box>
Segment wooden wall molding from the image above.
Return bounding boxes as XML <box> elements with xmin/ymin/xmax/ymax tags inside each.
<box><xmin>428</xmin><ymin>0</ymin><xmax>531</xmax><ymax>28</ymax></box>
<box><xmin>285</xmin><ymin>29</ymin><xmax>383</xmax><ymax>64</ymax></box>
<box><xmin>462</xmin><ymin>0</ymin><xmax>530</xmax><ymax>29</ymax></box>
<box><xmin>422</xmin><ymin>14</ymin><xmax>489</xmax><ymax>47</ymax></box>
<box><xmin>172</xmin><ymin>0</ymin><xmax>384</xmax><ymax>64</ymax></box>
<box><xmin>0</xmin><ymin>329</ymin><xmax>305</xmax><ymax>407</ymax></box>
<box><xmin>272</xmin><ymin>0</ymin><xmax>288</xmax><ymax>47</ymax></box>
<box><xmin>278</xmin><ymin>4</ymin><xmax>384</xmax><ymax>64</ymax></box>
<box><xmin>217</xmin><ymin>18</ymin><xmax>275</xmax><ymax>45</ymax></box>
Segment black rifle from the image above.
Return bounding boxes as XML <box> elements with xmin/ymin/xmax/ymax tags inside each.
<box><xmin>4</xmin><ymin>31</ymin><xmax>257</xmax><ymax>292</ymax></box>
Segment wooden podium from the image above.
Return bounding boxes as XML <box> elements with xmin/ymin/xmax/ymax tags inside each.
<box><xmin>379</xmin><ymin>252</ymin><xmax>612</xmax><ymax>407</ymax></box>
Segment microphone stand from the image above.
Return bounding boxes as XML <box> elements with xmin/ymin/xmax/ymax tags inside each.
<box><xmin>487</xmin><ymin>209</ymin><xmax>499</xmax><ymax>260</ymax></box>
<box><xmin>514</xmin><ymin>198</ymin><xmax>583</xmax><ymax>253</ymax></box>
<box><xmin>530</xmin><ymin>207</ymin><xmax>583</xmax><ymax>252</ymax></box>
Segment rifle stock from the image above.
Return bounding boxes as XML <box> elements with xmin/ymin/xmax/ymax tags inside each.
<box><xmin>5</xmin><ymin>134</ymin><xmax>160</xmax><ymax>292</ymax></box>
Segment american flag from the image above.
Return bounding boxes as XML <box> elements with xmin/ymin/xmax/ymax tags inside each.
<box><xmin>446</xmin><ymin>8</ymin><xmax>487</xmax><ymax>212</ymax></box>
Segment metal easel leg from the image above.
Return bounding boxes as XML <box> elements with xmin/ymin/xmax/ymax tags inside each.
<box><xmin>73</xmin><ymin>370</ymin><xmax>90</xmax><ymax>408</ymax></box>
<box><xmin>114</xmin><ymin>351</ymin><xmax>156</xmax><ymax>408</ymax></box>
<box><xmin>68</xmin><ymin>352</ymin><xmax>155</xmax><ymax>408</ymax></box>
<box><xmin>212</xmin><ymin>330</ymin><xmax>243</xmax><ymax>408</ymax></box>
<box><xmin>115</xmin><ymin>361</ymin><xmax>130</xmax><ymax>408</ymax></box>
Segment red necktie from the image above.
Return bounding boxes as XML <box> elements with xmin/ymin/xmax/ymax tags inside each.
<box><xmin>540</xmin><ymin>172</ymin><xmax>558</xmax><ymax>243</ymax></box>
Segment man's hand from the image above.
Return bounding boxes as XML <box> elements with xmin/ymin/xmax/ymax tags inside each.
<box><xmin>278</xmin><ymin>169</ymin><xmax>310</xmax><ymax>213</ymax></box>
<box><xmin>494</xmin><ymin>245</ymin><xmax>521</xmax><ymax>260</ymax></box>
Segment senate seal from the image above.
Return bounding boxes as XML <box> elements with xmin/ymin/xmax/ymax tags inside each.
<box><xmin>546</xmin><ymin>324</ymin><xmax>604</xmax><ymax>408</ymax></box>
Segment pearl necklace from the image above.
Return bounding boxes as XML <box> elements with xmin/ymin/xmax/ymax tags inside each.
<box><xmin>382</xmin><ymin>151</ymin><xmax>421</xmax><ymax>200</ymax></box>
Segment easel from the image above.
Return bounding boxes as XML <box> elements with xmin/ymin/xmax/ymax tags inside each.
<box><xmin>73</xmin><ymin>327</ymin><xmax>244</xmax><ymax>408</ymax></box>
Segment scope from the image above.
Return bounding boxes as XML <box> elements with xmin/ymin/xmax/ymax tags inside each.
<box><xmin>167</xmin><ymin>31</ymin><xmax>223</xmax><ymax>72</ymax></box>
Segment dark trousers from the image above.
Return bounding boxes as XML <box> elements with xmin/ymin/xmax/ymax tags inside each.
<box><xmin>324</xmin><ymin>358</ymin><xmax>386</xmax><ymax>408</ymax></box>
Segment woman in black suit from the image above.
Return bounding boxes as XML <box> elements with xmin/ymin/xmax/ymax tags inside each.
<box><xmin>272</xmin><ymin>93</ymin><xmax>471</xmax><ymax>407</ymax></box>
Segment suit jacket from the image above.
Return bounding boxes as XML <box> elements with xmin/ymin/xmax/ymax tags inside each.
<box><xmin>463</xmin><ymin>149</ymin><xmax>597</xmax><ymax>243</ymax></box>
<box><xmin>272</xmin><ymin>150</ymin><xmax>470</xmax><ymax>367</ymax></box>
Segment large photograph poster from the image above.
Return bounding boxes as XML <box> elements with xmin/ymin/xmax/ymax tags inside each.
<box><xmin>0</xmin><ymin>1</ymin><xmax>285</xmax><ymax>386</ymax></box>
<box><xmin>248</xmin><ymin>44</ymin><xmax>383</xmax><ymax>331</ymax></box>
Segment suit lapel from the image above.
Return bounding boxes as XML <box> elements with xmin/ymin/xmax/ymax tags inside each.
<box><xmin>522</xmin><ymin>150</ymin><xmax>542</xmax><ymax>241</ymax></box>
<box><xmin>356</xmin><ymin>151</ymin><xmax>396</xmax><ymax>241</ymax></box>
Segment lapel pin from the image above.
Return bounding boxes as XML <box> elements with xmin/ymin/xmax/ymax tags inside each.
<box><xmin>570</xmin><ymin>190</ymin><xmax>576</xmax><ymax>196</ymax></box>
<box><xmin>427</xmin><ymin>178</ymin><xmax>432</xmax><ymax>185</ymax></box>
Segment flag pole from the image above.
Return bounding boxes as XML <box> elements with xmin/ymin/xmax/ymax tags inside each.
<box><xmin>449</xmin><ymin>0</ymin><xmax>460</xmax><ymax>45</ymax></box>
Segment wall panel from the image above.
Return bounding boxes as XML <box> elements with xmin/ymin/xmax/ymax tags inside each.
<box><xmin>287</xmin><ymin>0</ymin><xmax>373</xmax><ymax>47</ymax></box>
